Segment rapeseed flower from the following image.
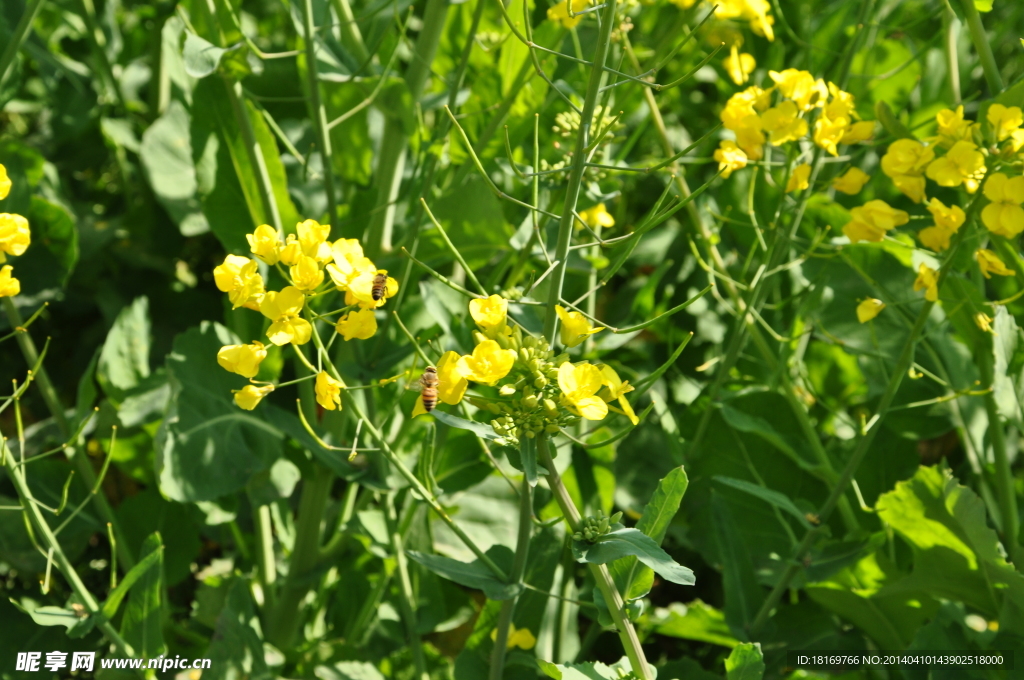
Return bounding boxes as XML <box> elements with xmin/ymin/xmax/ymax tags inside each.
<box><xmin>491</xmin><ymin>624</ymin><xmax>536</xmax><ymax>650</ymax></box>
<box><xmin>935</xmin><ymin>106</ymin><xmax>974</xmax><ymax>147</ymax></box>
<box><xmin>260</xmin><ymin>286</ymin><xmax>312</xmax><ymax>345</ymax></box>
<box><xmin>296</xmin><ymin>219</ymin><xmax>332</xmax><ymax>262</ymax></box>
<box><xmin>234</xmin><ymin>384</ymin><xmax>273</xmax><ymax>410</ymax></box>
<box><xmin>599</xmin><ymin>365</ymin><xmax>638</xmax><ymax>425</ymax></box>
<box><xmin>336</xmin><ymin>308</ymin><xmax>377</xmax><ymax>340</ymax></box>
<box><xmin>0</xmin><ymin>164</ymin><xmax>10</xmax><ymax>200</ymax></box>
<box><xmin>0</xmin><ymin>265</ymin><xmax>19</xmax><ymax>298</ymax></box>
<box><xmin>413</xmin><ymin>351</ymin><xmax>468</xmax><ymax>416</ymax></box>
<box><xmin>0</xmin><ymin>213</ymin><xmax>30</xmax><ymax>263</ymax></box>
<box><xmin>842</xmin><ymin>200</ymin><xmax>909</xmax><ymax>243</ymax></box>
<box><xmin>981</xmin><ymin>173</ymin><xmax>1024</xmax><ymax>238</ymax></box>
<box><xmin>925</xmin><ymin>140</ymin><xmax>985</xmax><ymax>190</ymax></box>
<box><xmin>217</xmin><ymin>341</ymin><xmax>267</xmax><ymax>379</ymax></box>
<box><xmin>548</xmin><ymin>0</ymin><xmax>588</xmax><ymax>28</ymax></box>
<box><xmin>881</xmin><ymin>139</ymin><xmax>933</xmax><ymax>203</ymax></box>
<box><xmin>556</xmin><ymin>305</ymin><xmax>604</xmax><ymax>348</ymax></box>
<box><xmin>840</xmin><ymin>120</ymin><xmax>875</xmax><ymax>145</ymax></box>
<box><xmin>247</xmin><ymin>224</ymin><xmax>282</xmax><ymax>265</ymax></box>
<box><xmin>469</xmin><ymin>295</ymin><xmax>508</xmax><ymax>335</ymax></box>
<box><xmin>347</xmin><ymin>269</ymin><xmax>398</xmax><ymax>308</ymax></box>
<box><xmin>715</xmin><ymin>0</ymin><xmax>774</xmax><ymax>40</ymax></box>
<box><xmin>733</xmin><ymin>116</ymin><xmax>765</xmax><ymax>159</ymax></box>
<box><xmin>577</xmin><ymin>203</ymin><xmax>615</xmax><ymax>230</ymax></box>
<box><xmin>761</xmin><ymin>101</ymin><xmax>807</xmax><ymax>145</ymax></box>
<box><xmin>715</xmin><ymin>141</ymin><xmax>748</xmax><ymax>178</ymax></box>
<box><xmin>327</xmin><ymin>239</ymin><xmax>376</xmax><ymax>292</ymax></box>
<box><xmin>832</xmin><ymin>167</ymin><xmax>869</xmax><ymax>194</ymax></box>
<box><xmin>457</xmin><ymin>340</ymin><xmax>516</xmax><ymax>385</ymax></box>
<box><xmin>976</xmin><ymin>249</ymin><xmax>1015</xmax><ymax>278</ymax></box>
<box><xmin>720</xmin><ymin>86</ymin><xmax>770</xmax><ymax>130</ymax></box>
<box><xmin>814</xmin><ymin>111</ymin><xmax>849</xmax><ymax>156</ymax></box>
<box><xmin>856</xmin><ymin>299</ymin><xmax>885</xmax><ymax>323</ymax></box>
<box><xmin>987</xmin><ymin>104</ymin><xmax>1023</xmax><ymax>142</ymax></box>
<box><xmin>769</xmin><ymin>69</ymin><xmax>827</xmax><ymax>111</ymax></box>
<box><xmin>214</xmin><ymin>255</ymin><xmax>265</xmax><ymax>309</ymax></box>
<box><xmin>913</xmin><ymin>264</ymin><xmax>939</xmax><ymax>302</ymax></box>
<box><xmin>724</xmin><ymin>46</ymin><xmax>755</xmax><ymax>85</ymax></box>
<box><xmin>315</xmin><ymin>371</ymin><xmax>344</xmax><ymax>411</ymax></box>
<box><xmin>786</xmin><ymin>163</ymin><xmax>811</xmax><ymax>193</ymax></box>
<box><xmin>975</xmin><ymin>312</ymin><xmax>994</xmax><ymax>333</ymax></box>
<box><xmin>918</xmin><ymin>198</ymin><xmax>965</xmax><ymax>252</ymax></box>
<box><xmin>558</xmin><ymin>362</ymin><xmax>608</xmax><ymax>421</ymax></box>
<box><xmin>290</xmin><ymin>254</ymin><xmax>325</xmax><ymax>291</ymax></box>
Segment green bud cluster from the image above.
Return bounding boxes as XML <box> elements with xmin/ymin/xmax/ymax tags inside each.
<box><xmin>572</xmin><ymin>512</ymin><xmax>623</xmax><ymax>543</ymax></box>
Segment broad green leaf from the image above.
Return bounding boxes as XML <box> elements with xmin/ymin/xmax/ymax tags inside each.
<box><xmin>101</xmin><ymin>542</ymin><xmax>163</xmax><ymax>620</ymax></box>
<box><xmin>713</xmin><ymin>476</ymin><xmax>813</xmax><ymax>529</ymax></box>
<box><xmin>725</xmin><ymin>642</ymin><xmax>765</xmax><ymax>680</ymax></box>
<box><xmin>205</xmin><ymin>578</ymin><xmax>272</xmax><ymax>680</ymax></box>
<box><xmin>74</xmin><ymin>348</ymin><xmax>100</xmax><ymax>427</ymax></box>
<box><xmin>315</xmin><ymin>661</ymin><xmax>386</xmax><ymax>680</ymax></box>
<box><xmin>115</xmin><ymin>489</ymin><xmax>202</xmax><ymax>587</ymax></box>
<box><xmin>14</xmin><ymin>604</ymin><xmax>79</xmax><ymax>629</ymax></box>
<box><xmin>711</xmin><ymin>492</ymin><xmax>764</xmax><ymax>637</ymax></box>
<box><xmin>572</xmin><ymin>527</ymin><xmax>695</xmax><ymax>586</ymax></box>
<box><xmin>406</xmin><ymin>545</ymin><xmax>520</xmax><ymax>600</ymax></box>
<box><xmin>120</xmin><ymin>532</ymin><xmax>165</xmax><ymax>657</ymax></box>
<box><xmin>98</xmin><ymin>296</ymin><xmax>151</xmax><ymax>400</ymax></box>
<box><xmin>322</xmin><ymin>81</ymin><xmax>374</xmax><ymax>185</ymax></box>
<box><xmin>11</xmin><ymin>196</ymin><xmax>80</xmax><ymax>296</ymax></box>
<box><xmin>155</xmin><ymin>322</ymin><xmax>283</xmax><ymax>502</ymax></box>
<box><xmin>432</xmin><ymin>410</ymin><xmax>504</xmax><ymax>440</ymax></box>
<box><xmin>538</xmin><ymin>658</ymin><xmax>634</xmax><ymax>679</ymax></box>
<box><xmin>139</xmin><ymin>100</ymin><xmax>210</xmax><ymax>236</ymax></box>
<box><xmin>650</xmin><ymin>600</ymin><xmax>740</xmax><ymax>648</ymax></box>
<box><xmin>182</xmin><ymin>32</ymin><xmax>227</xmax><ymax>79</ymax></box>
<box><xmin>246</xmin><ymin>457</ymin><xmax>301</xmax><ymax>506</ymax></box>
<box><xmin>520</xmin><ymin>436</ymin><xmax>539</xmax><ymax>486</ymax></box>
<box><xmin>719</xmin><ymin>403</ymin><xmax>821</xmax><ymax>476</ymax></box>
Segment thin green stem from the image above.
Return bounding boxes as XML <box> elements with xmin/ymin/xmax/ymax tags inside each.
<box><xmin>329</xmin><ymin>0</ymin><xmax>370</xmax><ymax>64</ymax></box>
<box><xmin>386</xmin><ymin>493</ymin><xmax>429</xmax><ymax>680</ymax></box>
<box><xmin>957</xmin><ymin>0</ymin><xmax>1003</xmax><ymax>94</ymax></box>
<box><xmin>0</xmin><ymin>0</ymin><xmax>46</xmax><ymax>93</ymax></box>
<box><xmin>303</xmin><ymin>0</ymin><xmax>339</xmax><ymax>226</ymax></box>
<box><xmin>943</xmin><ymin>3</ymin><xmax>961</xmax><ymax>104</ymax></box>
<box><xmin>223</xmin><ymin>77</ymin><xmax>283</xmax><ymax>231</ymax></box>
<box><xmin>420</xmin><ymin>199</ymin><xmax>487</xmax><ymax>296</ymax></box>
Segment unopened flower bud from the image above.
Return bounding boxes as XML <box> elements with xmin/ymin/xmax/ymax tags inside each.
<box><xmin>533</xmin><ymin>376</ymin><xmax>548</xmax><ymax>389</ymax></box>
<box><xmin>499</xmin><ymin>384</ymin><xmax>517</xmax><ymax>396</ymax></box>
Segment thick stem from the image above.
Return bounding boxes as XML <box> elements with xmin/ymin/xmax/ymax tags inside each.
<box><xmin>386</xmin><ymin>493</ymin><xmax>429</xmax><ymax>680</ymax></box>
<box><xmin>0</xmin><ymin>0</ymin><xmax>46</xmax><ymax>93</ymax></box>
<box><xmin>542</xmin><ymin>0</ymin><xmax>619</xmax><ymax>344</ymax></box>
<box><xmin>490</xmin><ymin>471</ymin><xmax>533</xmax><ymax>680</ymax></box>
<box><xmin>329</xmin><ymin>0</ymin><xmax>370</xmax><ymax>65</ymax></box>
<box><xmin>943</xmin><ymin>3</ymin><xmax>961</xmax><ymax>104</ymax></box>
<box><xmin>538</xmin><ymin>439</ymin><xmax>653</xmax><ymax>680</ymax></box>
<box><xmin>223</xmin><ymin>77</ymin><xmax>283</xmax><ymax>230</ymax></box>
<box><xmin>958</xmin><ymin>0</ymin><xmax>1003</xmax><ymax>94</ymax></box>
<box><xmin>303</xmin><ymin>0</ymin><xmax>339</xmax><ymax>226</ymax></box>
<box><xmin>253</xmin><ymin>503</ymin><xmax>277</xmax><ymax>604</ymax></box>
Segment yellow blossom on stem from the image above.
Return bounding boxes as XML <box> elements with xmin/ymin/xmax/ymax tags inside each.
<box><xmin>0</xmin><ymin>164</ymin><xmax>10</xmax><ymax>200</ymax></box>
<box><xmin>842</xmin><ymin>200</ymin><xmax>909</xmax><ymax>243</ymax></box>
<box><xmin>469</xmin><ymin>295</ymin><xmax>508</xmax><ymax>334</ymax></box>
<box><xmin>247</xmin><ymin>224</ymin><xmax>282</xmax><ymax>265</ymax></box>
<box><xmin>987</xmin><ymin>104</ymin><xmax>1023</xmax><ymax>142</ymax></box>
<box><xmin>714</xmin><ymin>141</ymin><xmax>748</xmax><ymax>178</ymax></box>
<box><xmin>217</xmin><ymin>341</ymin><xmax>267</xmax><ymax>379</ymax></box>
<box><xmin>457</xmin><ymin>339</ymin><xmax>516</xmax><ymax>385</ymax></box>
<box><xmin>856</xmin><ymin>299</ymin><xmax>885</xmax><ymax>323</ymax></box>
<box><xmin>336</xmin><ymin>308</ymin><xmax>377</xmax><ymax>341</ymax></box>
<box><xmin>760</xmin><ymin>100</ymin><xmax>808</xmax><ymax>145</ymax></box>
<box><xmin>436</xmin><ymin>350</ymin><xmax>468</xmax><ymax>405</ymax></box>
<box><xmin>918</xmin><ymin>226</ymin><xmax>952</xmax><ymax>252</ymax></box>
<box><xmin>768</xmin><ymin>69</ymin><xmax>827</xmax><ymax>111</ymax></box>
<box><xmin>814</xmin><ymin>111</ymin><xmax>849</xmax><ymax>156</ymax></box>
<box><xmin>214</xmin><ymin>254</ymin><xmax>265</xmax><ymax>309</ymax></box>
<box><xmin>290</xmin><ymin>254</ymin><xmax>325</xmax><ymax>291</ymax></box>
<box><xmin>315</xmin><ymin>371</ymin><xmax>344</xmax><ymax>411</ymax></box>
<box><xmin>720</xmin><ymin>86</ymin><xmax>770</xmax><ymax>130</ymax></box>
<box><xmin>547</xmin><ymin>0</ymin><xmax>588</xmax><ymax>28</ymax></box>
<box><xmin>234</xmin><ymin>384</ymin><xmax>273</xmax><ymax>411</ymax></box>
<box><xmin>925</xmin><ymin>140</ymin><xmax>985</xmax><ymax>188</ymax></box>
<box><xmin>327</xmin><ymin>239</ymin><xmax>376</xmax><ymax>292</ymax></box>
<box><xmin>577</xmin><ymin>203</ymin><xmax>615</xmax><ymax>230</ymax></box>
<box><xmin>935</xmin><ymin>106</ymin><xmax>974</xmax><ymax>146</ymax></box>
<box><xmin>724</xmin><ymin>45</ymin><xmax>755</xmax><ymax>86</ymax></box>
<box><xmin>786</xmin><ymin>163</ymin><xmax>812</xmax><ymax>193</ymax></box>
<box><xmin>926</xmin><ymin>198</ymin><xmax>966</xmax><ymax>231</ymax></box>
<box><xmin>733</xmin><ymin>116</ymin><xmax>765</xmax><ymax>160</ymax></box>
<box><xmin>840</xmin><ymin>120</ymin><xmax>875</xmax><ymax>145</ymax></box>
<box><xmin>881</xmin><ymin>139</ymin><xmax>934</xmax><ymax>203</ymax></box>
<box><xmin>491</xmin><ymin>624</ymin><xmax>536</xmax><ymax>650</ymax></box>
<box><xmin>0</xmin><ymin>213</ymin><xmax>30</xmax><ymax>263</ymax></box>
<box><xmin>599</xmin><ymin>365</ymin><xmax>638</xmax><ymax>425</ymax></box>
<box><xmin>557</xmin><ymin>362</ymin><xmax>608</xmax><ymax>421</ymax></box>
<box><xmin>981</xmin><ymin>173</ymin><xmax>1024</xmax><ymax>238</ymax></box>
<box><xmin>0</xmin><ymin>265</ymin><xmax>20</xmax><ymax>298</ymax></box>
<box><xmin>279</xmin><ymin>234</ymin><xmax>302</xmax><ymax>266</ymax></box>
<box><xmin>832</xmin><ymin>167</ymin><xmax>870</xmax><ymax>195</ymax></box>
<box><xmin>296</xmin><ymin>219</ymin><xmax>332</xmax><ymax>262</ymax></box>
<box><xmin>347</xmin><ymin>269</ymin><xmax>398</xmax><ymax>309</ymax></box>
<box><xmin>913</xmin><ymin>264</ymin><xmax>939</xmax><ymax>302</ymax></box>
<box><xmin>556</xmin><ymin>305</ymin><xmax>604</xmax><ymax>348</ymax></box>
<box><xmin>976</xmin><ymin>249</ymin><xmax>1015</xmax><ymax>278</ymax></box>
<box><xmin>260</xmin><ymin>286</ymin><xmax>312</xmax><ymax>346</ymax></box>
<box><xmin>975</xmin><ymin>312</ymin><xmax>994</xmax><ymax>333</ymax></box>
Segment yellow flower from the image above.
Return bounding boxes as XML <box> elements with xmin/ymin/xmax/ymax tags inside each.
<box><xmin>214</xmin><ymin>255</ymin><xmax>265</xmax><ymax>309</ymax></box>
<box><xmin>881</xmin><ymin>139</ymin><xmax>933</xmax><ymax>202</ymax></box>
<box><xmin>842</xmin><ymin>200</ymin><xmax>909</xmax><ymax>243</ymax></box>
<box><xmin>981</xmin><ymin>173</ymin><xmax>1024</xmax><ymax>238</ymax></box>
<box><xmin>856</xmin><ymin>299</ymin><xmax>885</xmax><ymax>323</ymax></box>
<box><xmin>217</xmin><ymin>341</ymin><xmax>268</xmax><ymax>379</ymax></box>
<box><xmin>720</xmin><ymin>86</ymin><xmax>770</xmax><ymax>130</ymax></box>
<box><xmin>761</xmin><ymin>101</ymin><xmax>808</xmax><ymax>145</ymax></box>
<box><xmin>935</xmin><ymin>106</ymin><xmax>974</xmax><ymax>146</ymax></box>
<box><xmin>0</xmin><ymin>164</ymin><xmax>10</xmax><ymax>200</ymax></box>
<box><xmin>0</xmin><ymin>265</ymin><xmax>20</xmax><ymax>298</ymax></box>
<box><xmin>716</xmin><ymin>0</ymin><xmax>774</xmax><ymax>40</ymax></box>
<box><xmin>918</xmin><ymin>226</ymin><xmax>952</xmax><ymax>252</ymax></box>
<box><xmin>469</xmin><ymin>295</ymin><xmax>508</xmax><ymax>334</ymax></box>
<box><xmin>925</xmin><ymin>140</ymin><xmax>986</xmax><ymax>188</ymax></box>
<box><xmin>975</xmin><ymin>312</ymin><xmax>994</xmax><ymax>334</ymax></box>
<box><xmin>347</xmin><ymin>269</ymin><xmax>398</xmax><ymax>309</ymax></box>
<box><xmin>714</xmin><ymin>141</ymin><xmax>748</xmax><ymax>178</ymax></box>
<box><xmin>290</xmin><ymin>254</ymin><xmax>325</xmax><ymax>291</ymax></box>
<box><xmin>814</xmin><ymin>111</ymin><xmax>848</xmax><ymax>156</ymax></box>
<box><xmin>436</xmin><ymin>350</ymin><xmax>468</xmax><ymax>405</ymax></box>
<box><xmin>260</xmin><ymin>286</ymin><xmax>312</xmax><ymax>346</ymax></box>
<box><xmin>599</xmin><ymin>365</ymin><xmax>638</xmax><ymax>425</ymax></box>
<box><xmin>234</xmin><ymin>384</ymin><xmax>273</xmax><ymax>410</ymax></box>
<box><xmin>327</xmin><ymin>239</ymin><xmax>376</xmax><ymax>292</ymax></box>
<box><xmin>724</xmin><ymin>45</ymin><xmax>755</xmax><ymax>86</ymax></box>
<box><xmin>577</xmin><ymin>203</ymin><xmax>615</xmax><ymax>230</ymax></box>
<box><xmin>988</xmin><ymin>104</ymin><xmax>1023</xmax><ymax>143</ymax></box>
<box><xmin>832</xmin><ymin>167</ymin><xmax>870</xmax><ymax>195</ymax></box>
<box><xmin>733</xmin><ymin>116</ymin><xmax>765</xmax><ymax>160</ymax></box>
<box><xmin>279</xmin><ymin>234</ymin><xmax>302</xmax><ymax>266</ymax></box>
<box><xmin>976</xmin><ymin>249</ymin><xmax>1015</xmax><ymax>279</ymax></box>
<box><xmin>296</xmin><ymin>219</ymin><xmax>332</xmax><ymax>262</ymax></box>
<box><xmin>786</xmin><ymin>163</ymin><xmax>811</xmax><ymax>193</ymax></box>
<box><xmin>840</xmin><ymin>120</ymin><xmax>875</xmax><ymax>145</ymax></box>
<box><xmin>246</xmin><ymin>224</ymin><xmax>282</xmax><ymax>265</ymax></box>
<box><xmin>457</xmin><ymin>339</ymin><xmax>516</xmax><ymax>385</ymax></box>
<box><xmin>555</xmin><ymin>305</ymin><xmax>604</xmax><ymax>348</ymax></box>
<box><xmin>315</xmin><ymin>371</ymin><xmax>344</xmax><ymax>411</ymax></box>
<box><xmin>768</xmin><ymin>69</ymin><xmax>827</xmax><ymax>111</ymax></box>
<box><xmin>336</xmin><ymin>308</ymin><xmax>378</xmax><ymax>340</ymax></box>
<box><xmin>0</xmin><ymin>213</ymin><xmax>30</xmax><ymax>264</ymax></box>
<box><xmin>926</xmin><ymin>198</ymin><xmax>966</xmax><ymax>231</ymax></box>
<box><xmin>547</xmin><ymin>0</ymin><xmax>588</xmax><ymax>28</ymax></box>
<box><xmin>823</xmin><ymin>83</ymin><xmax>855</xmax><ymax>119</ymax></box>
<box><xmin>491</xmin><ymin>624</ymin><xmax>536</xmax><ymax>651</ymax></box>
<box><xmin>557</xmin><ymin>362</ymin><xmax>608</xmax><ymax>421</ymax></box>
<box><xmin>913</xmin><ymin>264</ymin><xmax>939</xmax><ymax>302</ymax></box>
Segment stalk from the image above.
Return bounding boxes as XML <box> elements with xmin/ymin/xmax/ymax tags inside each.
<box><xmin>365</xmin><ymin>0</ymin><xmax>449</xmax><ymax>256</ymax></box>
<box><xmin>490</xmin><ymin>468</ymin><xmax>533</xmax><ymax>680</ymax></box>
<box><xmin>943</xmin><ymin>3</ymin><xmax>961</xmax><ymax>104</ymax></box>
<box><xmin>957</xmin><ymin>0</ymin><xmax>1003</xmax><ymax>94</ymax></box>
<box><xmin>329</xmin><ymin>0</ymin><xmax>370</xmax><ymax>65</ymax></box>
<box><xmin>253</xmin><ymin>503</ymin><xmax>277</xmax><ymax>604</ymax></box>
<box><xmin>2</xmin><ymin>299</ymin><xmax>135</xmax><ymax>570</ymax></box>
<box><xmin>303</xmin><ymin>0</ymin><xmax>339</xmax><ymax>226</ymax></box>
<box><xmin>0</xmin><ymin>0</ymin><xmax>46</xmax><ymax>93</ymax></box>
<box><xmin>386</xmin><ymin>493</ymin><xmax>429</xmax><ymax>680</ymax></box>
<box><xmin>223</xmin><ymin>77</ymin><xmax>283</xmax><ymax>231</ymax></box>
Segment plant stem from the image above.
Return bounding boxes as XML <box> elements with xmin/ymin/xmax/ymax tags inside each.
<box><xmin>303</xmin><ymin>0</ymin><xmax>339</xmax><ymax>226</ymax></box>
<box><xmin>223</xmin><ymin>77</ymin><xmax>283</xmax><ymax>230</ymax></box>
<box><xmin>0</xmin><ymin>0</ymin><xmax>45</xmax><ymax>93</ymax></box>
<box><xmin>386</xmin><ymin>493</ymin><xmax>429</xmax><ymax>680</ymax></box>
<box><xmin>943</xmin><ymin>2</ymin><xmax>962</xmax><ymax>104</ymax></box>
<box><xmin>253</xmin><ymin>503</ymin><xmax>277</xmax><ymax>604</ymax></box>
<box><xmin>365</xmin><ymin>0</ymin><xmax>449</xmax><ymax>255</ymax></box>
<box><xmin>2</xmin><ymin>298</ymin><xmax>135</xmax><ymax>570</ymax></box>
<box><xmin>542</xmin><ymin>0</ymin><xmax>619</xmax><ymax>344</ymax></box>
<box><xmin>329</xmin><ymin>0</ymin><xmax>370</xmax><ymax>65</ymax></box>
<box><xmin>538</xmin><ymin>438</ymin><xmax>653</xmax><ymax>680</ymax></box>
<box><xmin>958</xmin><ymin>0</ymin><xmax>1003</xmax><ymax>94</ymax></box>
<box><xmin>490</xmin><ymin>467</ymin><xmax>533</xmax><ymax>680</ymax></box>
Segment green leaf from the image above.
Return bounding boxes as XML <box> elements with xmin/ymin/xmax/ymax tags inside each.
<box><xmin>315</xmin><ymin>661</ymin><xmax>386</xmax><ymax>680</ymax></box>
<box><xmin>711</xmin><ymin>492</ymin><xmax>764</xmax><ymax>637</ymax></box>
<box><xmin>120</xmin><ymin>532</ymin><xmax>165</xmax><ymax>657</ymax></box>
<box><xmin>115</xmin><ymin>489</ymin><xmax>202</xmax><ymax>587</ymax></box>
<box><xmin>101</xmin><ymin>542</ymin><xmax>163</xmax><ymax>621</ymax></box>
<box><xmin>538</xmin><ymin>658</ymin><xmax>634</xmax><ymax>679</ymax></box>
<box><xmin>572</xmin><ymin>527</ymin><xmax>695</xmax><ymax>586</ymax></box>
<box><xmin>406</xmin><ymin>545</ymin><xmax>520</xmax><ymax>600</ymax></box>
<box><xmin>205</xmin><ymin>578</ymin><xmax>272</xmax><ymax>680</ymax></box>
<box><xmin>98</xmin><ymin>297</ymin><xmax>151</xmax><ymax>400</ymax></box>
<box><xmin>74</xmin><ymin>348</ymin><xmax>100</xmax><ymax>428</ymax></box>
<box><xmin>651</xmin><ymin>600</ymin><xmax>740</xmax><ymax>648</ymax></box>
<box><xmin>139</xmin><ymin>100</ymin><xmax>210</xmax><ymax>236</ymax></box>
<box><xmin>713</xmin><ymin>476</ymin><xmax>813</xmax><ymax>529</ymax></box>
<box><xmin>155</xmin><ymin>322</ymin><xmax>284</xmax><ymax>502</ymax></box>
<box><xmin>725</xmin><ymin>642</ymin><xmax>765</xmax><ymax>680</ymax></box>
<box><xmin>14</xmin><ymin>603</ymin><xmax>79</xmax><ymax>629</ymax></box>
<box><xmin>183</xmin><ymin>32</ymin><xmax>227</xmax><ymax>79</ymax></box>
<box><xmin>432</xmin><ymin>410</ymin><xmax>504</xmax><ymax>441</ymax></box>
<box><xmin>11</xmin><ymin>196</ymin><xmax>80</xmax><ymax>296</ymax></box>
<box><xmin>719</xmin><ymin>402</ymin><xmax>821</xmax><ymax>476</ymax></box>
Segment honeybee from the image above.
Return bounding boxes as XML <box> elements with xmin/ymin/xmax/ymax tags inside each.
<box><xmin>419</xmin><ymin>366</ymin><xmax>439</xmax><ymax>412</ymax></box>
<box><xmin>371</xmin><ymin>270</ymin><xmax>389</xmax><ymax>301</ymax></box>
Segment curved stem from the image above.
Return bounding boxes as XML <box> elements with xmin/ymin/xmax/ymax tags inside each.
<box><xmin>387</xmin><ymin>493</ymin><xmax>429</xmax><ymax>680</ymax></box>
<box><xmin>490</xmin><ymin>468</ymin><xmax>533</xmax><ymax>680</ymax></box>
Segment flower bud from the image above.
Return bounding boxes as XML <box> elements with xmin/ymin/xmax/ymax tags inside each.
<box><xmin>545</xmin><ymin>424</ymin><xmax>561</xmax><ymax>434</ymax></box>
<box><xmin>499</xmin><ymin>384</ymin><xmax>517</xmax><ymax>396</ymax></box>
<box><xmin>533</xmin><ymin>376</ymin><xmax>548</xmax><ymax>389</ymax></box>
<box><xmin>522</xmin><ymin>395</ymin><xmax>539</xmax><ymax>409</ymax></box>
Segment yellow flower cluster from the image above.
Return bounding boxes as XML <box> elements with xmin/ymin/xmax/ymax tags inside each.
<box><xmin>715</xmin><ymin>70</ymin><xmax>873</xmax><ymax>179</ymax></box>
<box><xmin>918</xmin><ymin>198</ymin><xmax>965</xmax><ymax>252</ymax></box>
<box><xmin>0</xmin><ymin>164</ymin><xmax>30</xmax><ymax>299</ymax></box>
<box><xmin>547</xmin><ymin>0</ymin><xmax>589</xmax><ymax>28</ymax></box>
<box><xmin>842</xmin><ymin>200</ymin><xmax>909</xmax><ymax>243</ymax></box>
